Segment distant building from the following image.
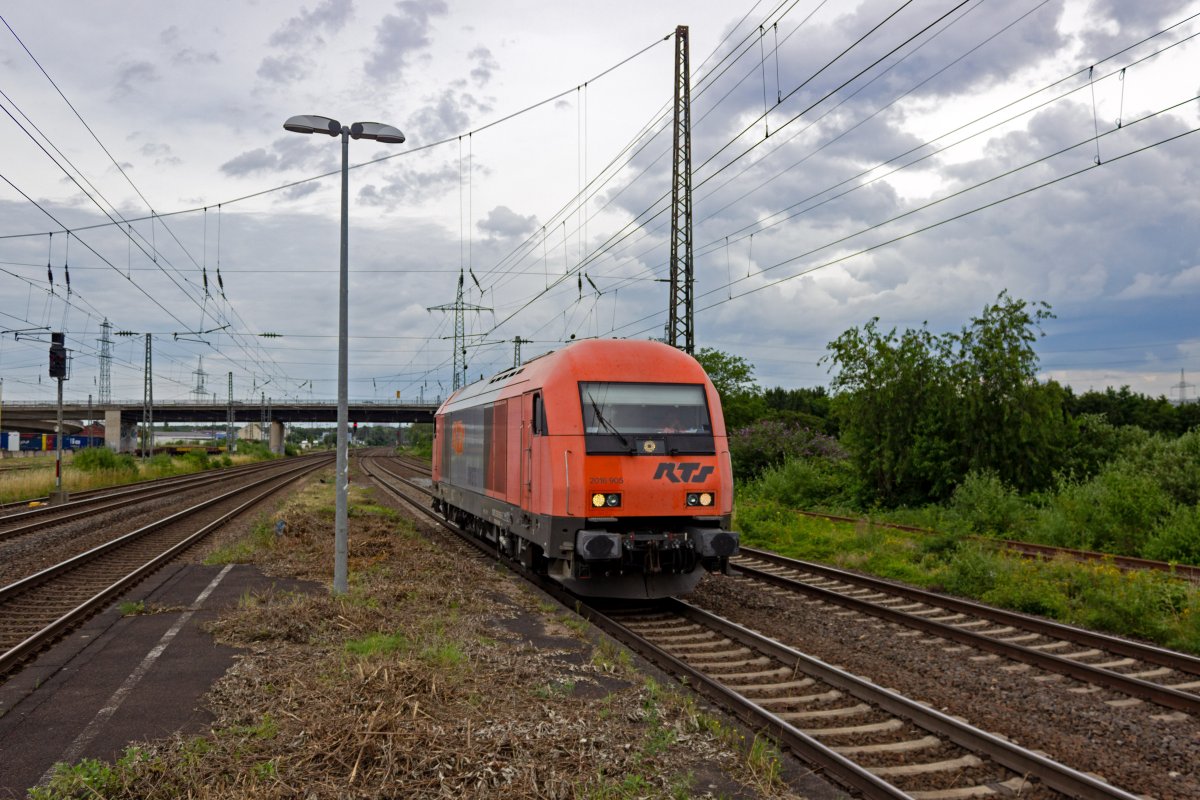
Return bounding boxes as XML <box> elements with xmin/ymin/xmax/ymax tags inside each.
<box><xmin>238</xmin><ymin>422</ymin><xmax>268</xmax><ymax>441</ymax></box>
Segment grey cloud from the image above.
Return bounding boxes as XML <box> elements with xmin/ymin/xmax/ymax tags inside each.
<box><xmin>173</xmin><ymin>48</ymin><xmax>220</xmax><ymax>66</ymax></box>
<box><xmin>159</xmin><ymin>24</ymin><xmax>219</xmax><ymax>65</ymax></box>
<box><xmin>356</xmin><ymin>161</ymin><xmax>459</xmax><ymax>208</ymax></box>
<box><xmin>469</xmin><ymin>46</ymin><xmax>498</xmax><ymax>86</ymax></box>
<box><xmin>114</xmin><ymin>61</ymin><xmax>159</xmax><ymax>96</ymax></box>
<box><xmin>268</xmin><ymin>0</ymin><xmax>354</xmax><ymax>47</ymax></box>
<box><xmin>284</xmin><ymin>182</ymin><xmax>323</xmax><ymax>201</ymax></box>
<box><xmin>478</xmin><ymin>206</ymin><xmax>537</xmax><ymax>239</ymax></box>
<box><xmin>1078</xmin><ymin>0</ymin><xmax>1194</xmax><ymax>53</ymax></box>
<box><xmin>258</xmin><ymin>55</ymin><xmax>309</xmax><ymax>84</ymax></box>
<box><xmin>221</xmin><ymin>148</ymin><xmax>281</xmax><ymax>176</ymax></box>
<box><xmin>221</xmin><ymin>136</ymin><xmax>335</xmax><ymax>177</ymax></box>
<box><xmin>140</xmin><ymin>141</ymin><xmax>181</xmax><ymax>167</ymax></box>
<box><xmin>407</xmin><ymin>89</ymin><xmax>492</xmax><ymax>142</ymax></box>
<box><xmin>365</xmin><ymin>0</ymin><xmax>447</xmax><ymax>75</ymax></box>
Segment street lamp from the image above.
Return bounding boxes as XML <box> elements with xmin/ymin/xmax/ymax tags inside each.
<box><xmin>284</xmin><ymin>114</ymin><xmax>405</xmax><ymax>595</ymax></box>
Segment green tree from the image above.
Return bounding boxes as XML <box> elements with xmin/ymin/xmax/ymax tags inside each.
<box><xmin>823</xmin><ymin>292</ymin><xmax>1071</xmax><ymax>506</ymax></box>
<box><xmin>694</xmin><ymin>348</ymin><xmax>757</xmax><ymax>396</ymax></box>
<box><xmin>823</xmin><ymin>318</ymin><xmax>951</xmax><ymax>505</ymax></box>
<box><xmin>946</xmin><ymin>292</ymin><xmax>1067</xmax><ymax>492</ymax></box>
<box><xmin>1066</xmin><ymin>385</ymin><xmax>1199</xmax><ymax>436</ymax></box>
<box><xmin>694</xmin><ymin>347</ymin><xmax>765</xmax><ymax>430</ymax></box>
<box><xmin>761</xmin><ymin>386</ymin><xmax>835</xmax><ymax>433</ymax></box>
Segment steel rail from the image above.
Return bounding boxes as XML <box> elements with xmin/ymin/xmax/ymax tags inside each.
<box><xmin>733</xmin><ymin>549</ymin><xmax>1200</xmax><ymax>714</ymax></box>
<box><xmin>0</xmin><ymin>456</ymin><xmax>330</xmax><ymax>675</ymax></box>
<box><xmin>657</xmin><ymin>599</ymin><xmax>1143</xmax><ymax>800</ymax></box>
<box><xmin>0</xmin><ymin>457</ymin><xmax>320</xmax><ymax>542</ymax></box>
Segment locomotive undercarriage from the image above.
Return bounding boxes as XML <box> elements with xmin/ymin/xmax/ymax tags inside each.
<box><xmin>433</xmin><ymin>490</ymin><xmax>737</xmax><ymax>599</ymax></box>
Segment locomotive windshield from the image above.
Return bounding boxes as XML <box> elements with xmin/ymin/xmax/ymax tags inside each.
<box><xmin>580</xmin><ymin>382</ymin><xmax>712</xmax><ymax>436</ymax></box>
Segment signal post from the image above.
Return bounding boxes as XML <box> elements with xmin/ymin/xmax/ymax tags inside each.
<box><xmin>49</xmin><ymin>332</ymin><xmax>69</xmax><ymax>504</ymax></box>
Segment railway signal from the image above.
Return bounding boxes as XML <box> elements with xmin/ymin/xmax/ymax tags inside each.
<box><xmin>49</xmin><ymin>332</ymin><xmax>67</xmax><ymax>379</ymax></box>
<box><xmin>48</xmin><ymin>332</ymin><xmax>69</xmax><ymax>504</ymax></box>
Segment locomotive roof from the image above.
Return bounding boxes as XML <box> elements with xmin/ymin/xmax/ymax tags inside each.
<box><xmin>436</xmin><ymin>338</ymin><xmax>709</xmax><ymax>414</ymax></box>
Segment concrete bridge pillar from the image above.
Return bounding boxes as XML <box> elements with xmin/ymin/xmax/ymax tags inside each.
<box><xmin>103</xmin><ymin>409</ymin><xmax>139</xmax><ymax>453</ymax></box>
<box><xmin>269</xmin><ymin>420</ymin><xmax>285</xmax><ymax>455</ymax></box>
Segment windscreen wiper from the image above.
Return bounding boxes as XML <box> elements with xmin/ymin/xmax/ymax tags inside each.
<box><xmin>587</xmin><ymin>394</ymin><xmax>632</xmax><ymax>450</ymax></box>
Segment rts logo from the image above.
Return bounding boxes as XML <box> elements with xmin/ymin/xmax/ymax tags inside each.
<box><xmin>652</xmin><ymin>462</ymin><xmax>714</xmax><ymax>483</ymax></box>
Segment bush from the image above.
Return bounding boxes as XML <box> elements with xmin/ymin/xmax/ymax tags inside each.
<box><xmin>1115</xmin><ymin>428</ymin><xmax>1200</xmax><ymax>507</ymax></box>
<box><xmin>751</xmin><ymin>457</ymin><xmax>855</xmax><ymax>510</ymax></box>
<box><xmin>1030</xmin><ymin>464</ymin><xmax>1174</xmax><ymax>555</ymax></box>
<box><xmin>729</xmin><ymin>419</ymin><xmax>847</xmax><ymax>480</ymax></box>
<box><xmin>184</xmin><ymin>451</ymin><xmax>211</xmax><ymax>470</ymax></box>
<box><xmin>1059</xmin><ymin>413</ymin><xmax>1151</xmax><ymax>481</ymax></box>
<box><xmin>238</xmin><ymin>441</ymin><xmax>275</xmax><ymax>460</ymax></box>
<box><xmin>1141</xmin><ymin>505</ymin><xmax>1200</xmax><ymax>565</ymax></box>
<box><xmin>981</xmin><ymin>569</ymin><xmax>1070</xmax><ymax>618</ymax></box>
<box><xmin>1073</xmin><ymin>564</ymin><xmax>1190</xmax><ymax>644</ymax></box>
<box><xmin>73</xmin><ymin>447</ymin><xmax>138</xmax><ymax>474</ymax></box>
<box><xmin>947</xmin><ymin>470</ymin><xmax>1030</xmax><ymax>537</ymax></box>
<box><xmin>148</xmin><ymin>453</ymin><xmax>173</xmax><ymax>470</ymax></box>
<box><xmin>934</xmin><ymin>542</ymin><xmax>1002</xmax><ymax>598</ymax></box>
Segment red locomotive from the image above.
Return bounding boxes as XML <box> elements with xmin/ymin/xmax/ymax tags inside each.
<box><xmin>432</xmin><ymin>338</ymin><xmax>739</xmax><ymax>599</ymax></box>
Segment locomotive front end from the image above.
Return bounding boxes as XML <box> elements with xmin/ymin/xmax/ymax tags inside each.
<box><xmin>559</xmin><ymin>379</ymin><xmax>739</xmax><ymax>599</ymax></box>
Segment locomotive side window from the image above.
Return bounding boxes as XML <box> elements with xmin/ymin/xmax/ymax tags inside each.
<box><xmin>532</xmin><ymin>393</ymin><xmax>547</xmax><ymax>435</ymax></box>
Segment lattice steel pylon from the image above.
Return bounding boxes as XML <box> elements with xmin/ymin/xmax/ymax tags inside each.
<box><xmin>227</xmin><ymin>372</ymin><xmax>235</xmax><ymax>454</ymax></box>
<box><xmin>667</xmin><ymin>24</ymin><xmax>694</xmax><ymax>355</ymax></box>
<box><xmin>428</xmin><ymin>269</ymin><xmax>491</xmax><ymax>391</ymax></box>
<box><xmin>97</xmin><ymin>319</ymin><xmax>112</xmax><ymax>405</ymax></box>
<box><xmin>141</xmin><ymin>334</ymin><xmax>153</xmax><ymax>458</ymax></box>
<box><xmin>513</xmin><ymin>336</ymin><xmax>532</xmax><ymax>368</ymax></box>
<box><xmin>191</xmin><ymin>356</ymin><xmax>208</xmax><ymax>402</ymax></box>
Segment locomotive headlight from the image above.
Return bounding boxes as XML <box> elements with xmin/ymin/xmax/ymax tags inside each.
<box><xmin>592</xmin><ymin>493</ymin><xmax>607</xmax><ymax>508</ymax></box>
<box><xmin>592</xmin><ymin>492</ymin><xmax>621</xmax><ymax>508</ymax></box>
<box><xmin>686</xmin><ymin>492</ymin><xmax>715</xmax><ymax>507</ymax></box>
<box><xmin>699</xmin><ymin>492</ymin><xmax>714</xmax><ymax>507</ymax></box>
<box><xmin>605</xmin><ymin>493</ymin><xmax>621</xmax><ymax>507</ymax></box>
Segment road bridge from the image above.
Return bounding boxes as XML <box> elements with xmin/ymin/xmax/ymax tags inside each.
<box><xmin>0</xmin><ymin>400</ymin><xmax>436</xmax><ymax>452</ymax></box>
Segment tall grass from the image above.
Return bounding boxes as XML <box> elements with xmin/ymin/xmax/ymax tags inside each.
<box><xmin>0</xmin><ymin>447</ymin><xmax>272</xmax><ymax>504</ymax></box>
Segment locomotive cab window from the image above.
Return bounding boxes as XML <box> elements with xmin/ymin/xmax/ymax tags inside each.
<box><xmin>580</xmin><ymin>382</ymin><xmax>714</xmax><ymax>454</ymax></box>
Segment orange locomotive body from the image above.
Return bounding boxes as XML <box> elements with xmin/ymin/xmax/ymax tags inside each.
<box><xmin>432</xmin><ymin>338</ymin><xmax>739</xmax><ymax>599</ymax></box>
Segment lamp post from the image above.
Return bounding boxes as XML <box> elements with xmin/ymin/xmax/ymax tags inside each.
<box><xmin>283</xmin><ymin>115</ymin><xmax>405</xmax><ymax>595</ymax></box>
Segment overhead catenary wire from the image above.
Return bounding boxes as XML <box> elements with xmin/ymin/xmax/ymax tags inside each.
<box><xmin>612</xmin><ymin>106</ymin><xmax>1200</xmax><ymax>341</ymax></box>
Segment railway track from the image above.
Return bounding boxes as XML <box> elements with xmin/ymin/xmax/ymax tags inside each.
<box><xmin>0</xmin><ymin>454</ymin><xmax>328</xmax><ymax>543</ymax></box>
<box><xmin>599</xmin><ymin>600</ymin><xmax>1140</xmax><ymax>800</ymax></box>
<box><xmin>0</xmin><ymin>454</ymin><xmax>331</xmax><ymax>678</ymax></box>
<box><xmin>726</xmin><ymin>548</ymin><xmax>1200</xmax><ymax>715</ymax></box>
<box><xmin>359</xmin><ymin>454</ymin><xmax>1144</xmax><ymax>799</ymax></box>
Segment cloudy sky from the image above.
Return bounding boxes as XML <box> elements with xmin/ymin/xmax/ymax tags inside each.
<box><xmin>1</xmin><ymin>0</ymin><xmax>1198</xmax><ymax>407</ymax></box>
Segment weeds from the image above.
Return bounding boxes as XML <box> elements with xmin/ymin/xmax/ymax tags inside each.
<box><xmin>204</xmin><ymin>516</ymin><xmax>278</xmax><ymax>565</ymax></box>
<box><xmin>591</xmin><ymin>637</ymin><xmax>634</xmax><ymax>674</ymax></box>
<box><xmin>118</xmin><ymin>600</ymin><xmax>146</xmax><ymax>616</ymax></box>
<box><xmin>344</xmin><ymin>632</ymin><xmax>410</xmax><ymax>657</ymax></box>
